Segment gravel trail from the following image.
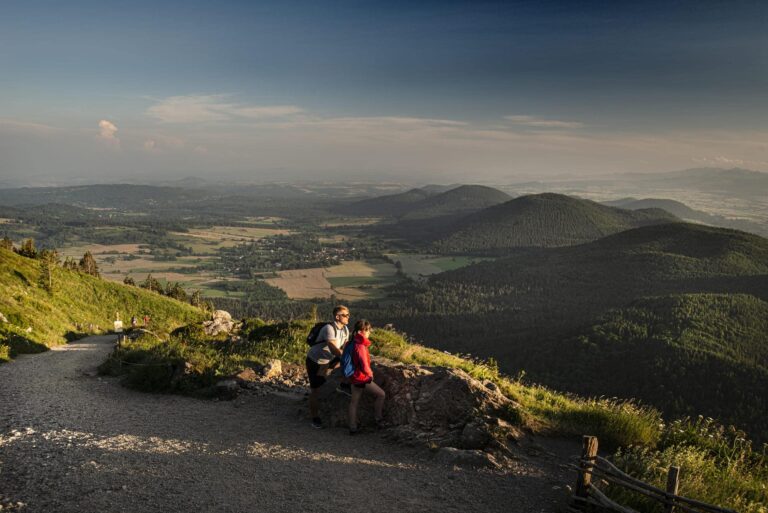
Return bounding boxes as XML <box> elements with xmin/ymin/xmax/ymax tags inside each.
<box><xmin>0</xmin><ymin>336</ymin><xmax>573</xmax><ymax>512</ymax></box>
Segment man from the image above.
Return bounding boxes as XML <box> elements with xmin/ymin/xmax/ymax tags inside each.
<box><xmin>306</xmin><ymin>305</ymin><xmax>351</xmax><ymax>429</ymax></box>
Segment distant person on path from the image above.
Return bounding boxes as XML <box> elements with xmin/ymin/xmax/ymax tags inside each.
<box><xmin>347</xmin><ymin>319</ymin><xmax>385</xmax><ymax>435</ymax></box>
<box><xmin>143</xmin><ymin>314</ymin><xmax>150</xmax><ymax>327</ymax></box>
<box><xmin>131</xmin><ymin>316</ymin><xmax>138</xmax><ymax>328</ymax></box>
<box><xmin>305</xmin><ymin>305</ymin><xmax>351</xmax><ymax>429</ymax></box>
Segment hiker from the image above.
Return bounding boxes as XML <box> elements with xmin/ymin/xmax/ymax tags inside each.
<box><xmin>347</xmin><ymin>319</ymin><xmax>386</xmax><ymax>435</ymax></box>
<box><xmin>131</xmin><ymin>315</ymin><xmax>138</xmax><ymax>328</ymax></box>
<box><xmin>306</xmin><ymin>305</ymin><xmax>351</xmax><ymax>429</ymax></box>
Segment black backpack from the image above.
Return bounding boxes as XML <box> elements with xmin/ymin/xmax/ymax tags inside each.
<box><xmin>306</xmin><ymin>322</ymin><xmax>338</xmax><ymax>347</ymax></box>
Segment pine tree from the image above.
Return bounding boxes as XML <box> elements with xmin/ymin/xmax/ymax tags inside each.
<box><xmin>79</xmin><ymin>251</ymin><xmax>100</xmax><ymax>277</ymax></box>
<box><xmin>190</xmin><ymin>290</ymin><xmax>203</xmax><ymax>308</ymax></box>
<box><xmin>38</xmin><ymin>249</ymin><xmax>60</xmax><ymax>293</ymax></box>
<box><xmin>0</xmin><ymin>236</ymin><xmax>13</xmax><ymax>252</ymax></box>
<box><xmin>16</xmin><ymin>239</ymin><xmax>37</xmax><ymax>259</ymax></box>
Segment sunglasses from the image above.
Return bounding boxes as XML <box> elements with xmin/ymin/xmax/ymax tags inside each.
<box><xmin>339</xmin><ymin>313</ymin><xmax>350</xmax><ymax>317</ymax></box>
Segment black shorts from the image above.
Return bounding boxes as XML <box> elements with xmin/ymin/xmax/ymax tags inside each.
<box><xmin>305</xmin><ymin>357</ymin><xmax>339</xmax><ymax>389</ymax></box>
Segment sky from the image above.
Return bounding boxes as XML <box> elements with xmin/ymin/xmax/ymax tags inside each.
<box><xmin>1</xmin><ymin>0</ymin><xmax>767</xmax><ymax>185</ymax></box>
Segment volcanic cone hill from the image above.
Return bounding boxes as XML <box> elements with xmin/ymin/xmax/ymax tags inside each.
<box><xmin>431</xmin><ymin>193</ymin><xmax>680</xmax><ymax>254</ymax></box>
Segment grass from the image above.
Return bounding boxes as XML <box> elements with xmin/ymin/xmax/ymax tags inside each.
<box><xmin>607</xmin><ymin>417</ymin><xmax>768</xmax><ymax>512</ymax></box>
<box><xmin>327</xmin><ymin>275</ymin><xmax>395</xmax><ymax>288</ymax></box>
<box><xmin>0</xmin><ymin>248</ymin><xmax>204</xmax><ymax>359</ymax></box>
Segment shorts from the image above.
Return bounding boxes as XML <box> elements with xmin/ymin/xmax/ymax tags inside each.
<box><xmin>353</xmin><ymin>378</ymin><xmax>373</xmax><ymax>389</ymax></box>
<box><xmin>305</xmin><ymin>357</ymin><xmax>340</xmax><ymax>389</ymax></box>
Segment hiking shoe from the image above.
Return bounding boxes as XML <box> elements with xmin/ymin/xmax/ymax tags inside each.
<box><xmin>374</xmin><ymin>418</ymin><xmax>387</xmax><ymax>430</ymax></box>
<box><xmin>335</xmin><ymin>383</ymin><xmax>352</xmax><ymax>397</ymax></box>
<box><xmin>349</xmin><ymin>424</ymin><xmax>361</xmax><ymax>436</ymax></box>
<box><xmin>311</xmin><ymin>417</ymin><xmax>323</xmax><ymax>429</ymax></box>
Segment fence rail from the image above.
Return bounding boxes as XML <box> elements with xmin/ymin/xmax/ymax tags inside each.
<box><xmin>570</xmin><ymin>435</ymin><xmax>738</xmax><ymax>513</ymax></box>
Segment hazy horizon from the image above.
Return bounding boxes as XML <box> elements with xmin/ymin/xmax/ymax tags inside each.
<box><xmin>2</xmin><ymin>0</ymin><xmax>768</xmax><ymax>184</ymax></box>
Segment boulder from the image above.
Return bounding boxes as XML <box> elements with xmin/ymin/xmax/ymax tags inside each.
<box><xmin>260</xmin><ymin>359</ymin><xmax>282</xmax><ymax>379</ymax></box>
<box><xmin>315</xmin><ymin>357</ymin><xmax>523</xmax><ymax>453</ymax></box>
<box><xmin>202</xmin><ymin>310</ymin><xmax>235</xmax><ymax>336</ymax></box>
<box><xmin>0</xmin><ymin>312</ymin><xmax>7</xmax><ymax>323</ymax></box>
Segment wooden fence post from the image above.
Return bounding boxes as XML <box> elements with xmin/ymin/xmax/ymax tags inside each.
<box><xmin>575</xmin><ymin>435</ymin><xmax>599</xmax><ymax>498</ymax></box>
<box><xmin>665</xmin><ymin>466</ymin><xmax>680</xmax><ymax>513</ymax></box>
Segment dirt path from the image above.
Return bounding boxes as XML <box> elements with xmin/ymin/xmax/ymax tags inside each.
<box><xmin>0</xmin><ymin>336</ymin><xmax>574</xmax><ymax>513</ymax></box>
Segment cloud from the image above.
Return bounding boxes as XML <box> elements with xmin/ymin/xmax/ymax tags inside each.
<box><xmin>0</xmin><ymin>118</ymin><xmax>60</xmax><ymax>135</ymax></box>
<box><xmin>504</xmin><ymin>115</ymin><xmax>584</xmax><ymax>129</ymax></box>
<box><xmin>146</xmin><ymin>95</ymin><xmax>303</xmax><ymax>124</ymax></box>
<box><xmin>143</xmin><ymin>139</ymin><xmax>157</xmax><ymax>151</ymax></box>
<box><xmin>98</xmin><ymin>120</ymin><xmax>120</xmax><ymax>146</ymax></box>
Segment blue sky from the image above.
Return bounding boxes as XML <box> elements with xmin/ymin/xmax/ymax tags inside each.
<box><xmin>1</xmin><ymin>0</ymin><xmax>767</xmax><ymax>184</ymax></box>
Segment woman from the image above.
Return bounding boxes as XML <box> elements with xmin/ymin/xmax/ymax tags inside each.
<box><xmin>348</xmin><ymin>319</ymin><xmax>386</xmax><ymax>435</ymax></box>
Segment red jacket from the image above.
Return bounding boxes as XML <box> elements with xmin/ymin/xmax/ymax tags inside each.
<box><xmin>350</xmin><ymin>332</ymin><xmax>373</xmax><ymax>385</ymax></box>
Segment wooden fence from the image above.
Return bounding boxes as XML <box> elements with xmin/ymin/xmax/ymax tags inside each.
<box><xmin>570</xmin><ymin>435</ymin><xmax>738</xmax><ymax>513</ymax></box>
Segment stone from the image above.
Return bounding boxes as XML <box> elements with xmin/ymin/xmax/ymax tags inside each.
<box><xmin>0</xmin><ymin>312</ymin><xmax>7</xmax><ymax>323</ymax></box>
<box><xmin>315</xmin><ymin>357</ymin><xmax>522</xmax><ymax>453</ymax></box>
<box><xmin>461</xmin><ymin>421</ymin><xmax>491</xmax><ymax>450</ymax></box>
<box><xmin>260</xmin><ymin>359</ymin><xmax>282</xmax><ymax>379</ymax></box>
<box><xmin>434</xmin><ymin>447</ymin><xmax>500</xmax><ymax>469</ymax></box>
<box><xmin>235</xmin><ymin>367</ymin><xmax>258</xmax><ymax>385</ymax></box>
<box><xmin>202</xmin><ymin>310</ymin><xmax>235</xmax><ymax>336</ymax></box>
<box><xmin>215</xmin><ymin>379</ymin><xmax>239</xmax><ymax>400</ymax></box>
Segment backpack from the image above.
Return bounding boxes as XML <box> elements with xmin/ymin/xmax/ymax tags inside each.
<box><xmin>340</xmin><ymin>337</ymin><xmax>356</xmax><ymax>378</ymax></box>
<box><xmin>306</xmin><ymin>322</ymin><xmax>338</xmax><ymax>347</ymax></box>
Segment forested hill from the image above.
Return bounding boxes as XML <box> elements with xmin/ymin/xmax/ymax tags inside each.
<box><xmin>603</xmin><ymin>197</ymin><xmax>768</xmax><ymax>237</ymax></box>
<box><xmin>338</xmin><ymin>187</ymin><xmax>434</xmax><ymax>217</ymax></box>
<box><xmin>555</xmin><ymin>293</ymin><xmax>768</xmax><ymax>439</ymax></box>
<box><xmin>398</xmin><ymin>185</ymin><xmax>511</xmax><ymax>220</ymax></box>
<box><xmin>431</xmin><ymin>193</ymin><xmax>678</xmax><ymax>254</ymax></box>
<box><xmin>371</xmin><ymin>223</ymin><xmax>768</xmax><ymax>440</ymax></box>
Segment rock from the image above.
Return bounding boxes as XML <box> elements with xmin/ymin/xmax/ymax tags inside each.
<box><xmin>0</xmin><ymin>312</ymin><xmax>7</xmax><ymax>323</ymax></box>
<box><xmin>215</xmin><ymin>379</ymin><xmax>239</xmax><ymax>400</ymax></box>
<box><xmin>434</xmin><ymin>447</ymin><xmax>500</xmax><ymax>469</ymax></box>
<box><xmin>315</xmin><ymin>357</ymin><xmax>523</xmax><ymax>453</ymax></box>
<box><xmin>25</xmin><ymin>327</ymin><xmax>32</xmax><ymax>333</ymax></box>
<box><xmin>461</xmin><ymin>421</ymin><xmax>491</xmax><ymax>450</ymax></box>
<box><xmin>202</xmin><ymin>310</ymin><xmax>235</xmax><ymax>336</ymax></box>
<box><xmin>484</xmin><ymin>381</ymin><xmax>498</xmax><ymax>392</ymax></box>
<box><xmin>260</xmin><ymin>359</ymin><xmax>282</xmax><ymax>379</ymax></box>
<box><xmin>235</xmin><ymin>367</ymin><xmax>258</xmax><ymax>384</ymax></box>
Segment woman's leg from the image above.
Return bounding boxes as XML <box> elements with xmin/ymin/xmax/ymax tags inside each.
<box><xmin>365</xmin><ymin>382</ymin><xmax>386</xmax><ymax>421</ymax></box>
<box><xmin>349</xmin><ymin>385</ymin><xmax>364</xmax><ymax>430</ymax></box>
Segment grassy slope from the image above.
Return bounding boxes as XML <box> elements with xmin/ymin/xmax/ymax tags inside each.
<box><xmin>432</xmin><ymin>193</ymin><xmax>680</xmax><ymax>253</ymax></box>
<box><xmin>0</xmin><ymin>247</ymin><xmax>204</xmax><ymax>361</ymax></box>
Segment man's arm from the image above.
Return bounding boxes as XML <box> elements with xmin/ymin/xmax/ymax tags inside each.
<box><xmin>327</xmin><ymin>337</ymin><xmax>343</xmax><ymax>357</ymax></box>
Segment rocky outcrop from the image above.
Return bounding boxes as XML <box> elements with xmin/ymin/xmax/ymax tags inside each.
<box><xmin>315</xmin><ymin>357</ymin><xmax>525</xmax><ymax>457</ymax></box>
<box><xmin>202</xmin><ymin>310</ymin><xmax>235</xmax><ymax>336</ymax></box>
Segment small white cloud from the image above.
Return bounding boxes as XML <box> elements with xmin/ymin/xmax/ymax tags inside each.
<box><xmin>504</xmin><ymin>115</ymin><xmax>584</xmax><ymax>129</ymax></box>
<box><xmin>98</xmin><ymin>119</ymin><xmax>119</xmax><ymax>146</ymax></box>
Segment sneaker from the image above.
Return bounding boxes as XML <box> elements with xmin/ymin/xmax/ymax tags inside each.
<box><xmin>335</xmin><ymin>383</ymin><xmax>352</xmax><ymax>397</ymax></box>
<box><xmin>311</xmin><ymin>417</ymin><xmax>323</xmax><ymax>429</ymax></box>
<box><xmin>349</xmin><ymin>424</ymin><xmax>361</xmax><ymax>436</ymax></box>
